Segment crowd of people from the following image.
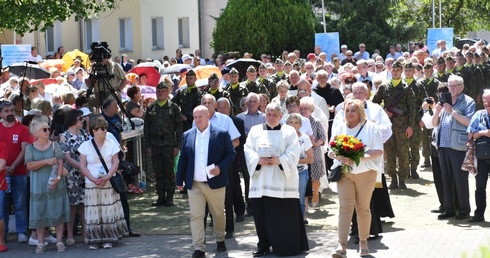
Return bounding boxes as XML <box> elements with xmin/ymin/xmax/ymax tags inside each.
<box><xmin>1</xmin><ymin>38</ymin><xmax>490</xmax><ymax>257</ymax></box>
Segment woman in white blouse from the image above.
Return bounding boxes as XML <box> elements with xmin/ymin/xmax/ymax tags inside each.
<box><xmin>328</xmin><ymin>99</ymin><xmax>383</xmax><ymax>257</ymax></box>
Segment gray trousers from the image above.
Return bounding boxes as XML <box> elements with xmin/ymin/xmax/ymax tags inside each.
<box><xmin>438</xmin><ymin>148</ymin><xmax>470</xmax><ymax>215</ymax></box>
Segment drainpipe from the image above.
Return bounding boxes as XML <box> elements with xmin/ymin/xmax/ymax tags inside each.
<box><xmin>198</xmin><ymin>0</ymin><xmax>203</xmax><ymax>54</ymax></box>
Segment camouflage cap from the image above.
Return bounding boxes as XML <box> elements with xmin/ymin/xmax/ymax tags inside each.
<box><xmin>156</xmin><ymin>82</ymin><xmax>169</xmax><ymax>89</ymax></box>
<box><xmin>403</xmin><ymin>61</ymin><xmax>415</xmax><ymax>69</ymax></box>
<box><xmin>437</xmin><ymin>57</ymin><xmax>445</xmax><ymax>65</ymax></box>
<box><xmin>259</xmin><ymin>63</ymin><xmax>267</xmax><ymax>70</ymax></box>
<box><xmin>247</xmin><ymin>65</ymin><xmax>256</xmax><ymax>73</ymax></box>
<box><xmin>186</xmin><ymin>69</ymin><xmax>196</xmax><ymax>77</ymax></box>
<box><xmin>275</xmin><ymin>58</ymin><xmax>284</xmax><ymax>64</ymax></box>
<box><xmin>209</xmin><ymin>72</ymin><xmax>219</xmax><ymax>80</ymax></box>
<box><xmin>229</xmin><ymin>67</ymin><xmax>239</xmax><ymax>75</ymax></box>
<box><xmin>392</xmin><ymin>60</ymin><xmax>403</xmax><ymax>69</ymax></box>
<box><xmin>284</xmin><ymin>61</ymin><xmax>292</xmax><ymax>67</ymax></box>
<box><xmin>445</xmin><ymin>55</ymin><xmax>455</xmax><ymax>62</ymax></box>
<box><xmin>423</xmin><ymin>61</ymin><xmax>434</xmax><ymax>69</ymax></box>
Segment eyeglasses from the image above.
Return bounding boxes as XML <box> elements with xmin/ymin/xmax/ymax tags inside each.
<box><xmin>30</xmin><ymin>89</ymin><xmax>38</xmax><ymax>93</ymax></box>
<box><xmin>345</xmin><ymin>80</ymin><xmax>356</xmax><ymax>84</ymax></box>
<box><xmin>95</xmin><ymin>127</ymin><xmax>107</xmax><ymax>131</ymax></box>
<box><xmin>40</xmin><ymin>128</ymin><xmax>50</xmax><ymax>132</ymax></box>
<box><xmin>78</xmin><ymin>117</ymin><xmax>84</xmax><ymax>121</ymax></box>
<box><xmin>448</xmin><ymin>84</ymin><xmax>462</xmax><ymax>88</ymax></box>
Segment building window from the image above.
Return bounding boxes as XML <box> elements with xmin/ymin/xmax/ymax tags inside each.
<box><xmin>84</xmin><ymin>19</ymin><xmax>100</xmax><ymax>52</ymax></box>
<box><xmin>151</xmin><ymin>17</ymin><xmax>164</xmax><ymax>50</ymax></box>
<box><xmin>45</xmin><ymin>21</ymin><xmax>62</xmax><ymax>55</ymax></box>
<box><xmin>178</xmin><ymin>17</ymin><xmax>190</xmax><ymax>48</ymax></box>
<box><xmin>119</xmin><ymin>18</ymin><xmax>133</xmax><ymax>51</ymax></box>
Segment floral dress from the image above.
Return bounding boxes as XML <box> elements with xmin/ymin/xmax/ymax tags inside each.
<box><xmin>60</xmin><ymin>129</ymin><xmax>89</xmax><ymax>205</ymax></box>
<box><xmin>309</xmin><ymin>116</ymin><xmax>326</xmax><ymax>180</ymax></box>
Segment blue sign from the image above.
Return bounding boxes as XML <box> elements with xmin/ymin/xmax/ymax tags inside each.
<box><xmin>1</xmin><ymin>44</ymin><xmax>31</xmax><ymax>68</ymax></box>
<box><xmin>427</xmin><ymin>28</ymin><xmax>453</xmax><ymax>54</ymax></box>
<box><xmin>315</xmin><ymin>32</ymin><xmax>340</xmax><ymax>62</ymax></box>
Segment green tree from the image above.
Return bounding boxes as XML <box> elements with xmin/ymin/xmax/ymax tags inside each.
<box><xmin>213</xmin><ymin>0</ymin><xmax>316</xmax><ymax>57</ymax></box>
<box><xmin>390</xmin><ymin>0</ymin><xmax>490</xmax><ymax>37</ymax></box>
<box><xmin>0</xmin><ymin>0</ymin><xmax>122</xmax><ymax>35</ymax></box>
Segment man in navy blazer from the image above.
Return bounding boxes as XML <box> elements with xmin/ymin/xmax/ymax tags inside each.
<box><xmin>176</xmin><ymin>105</ymin><xmax>236</xmax><ymax>258</ymax></box>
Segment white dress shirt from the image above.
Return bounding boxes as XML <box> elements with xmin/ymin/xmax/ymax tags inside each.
<box><xmin>194</xmin><ymin>126</ymin><xmax>211</xmax><ymax>182</ymax></box>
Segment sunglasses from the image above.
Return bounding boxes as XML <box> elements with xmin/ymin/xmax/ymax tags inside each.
<box><xmin>40</xmin><ymin>128</ymin><xmax>50</xmax><ymax>132</ymax></box>
<box><xmin>95</xmin><ymin>127</ymin><xmax>107</xmax><ymax>131</ymax></box>
<box><xmin>345</xmin><ymin>80</ymin><xmax>356</xmax><ymax>84</ymax></box>
<box><xmin>78</xmin><ymin>117</ymin><xmax>84</xmax><ymax>121</ymax></box>
<box><xmin>30</xmin><ymin>89</ymin><xmax>38</xmax><ymax>93</ymax></box>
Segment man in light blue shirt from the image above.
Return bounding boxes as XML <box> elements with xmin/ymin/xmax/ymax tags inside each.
<box><xmin>354</xmin><ymin>43</ymin><xmax>370</xmax><ymax>60</ymax></box>
<box><xmin>199</xmin><ymin>94</ymin><xmax>240</xmax><ymax>147</ymax></box>
<box><xmin>236</xmin><ymin>93</ymin><xmax>266</xmax><ymax>136</ymax></box>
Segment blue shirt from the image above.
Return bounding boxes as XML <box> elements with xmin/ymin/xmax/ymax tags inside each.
<box><xmin>236</xmin><ymin>110</ymin><xmax>266</xmax><ymax>136</ymax></box>
<box><xmin>439</xmin><ymin>94</ymin><xmax>476</xmax><ymax>148</ymax></box>
<box><xmin>386</xmin><ymin>52</ymin><xmax>402</xmax><ymax>60</ymax></box>
<box><xmin>467</xmin><ymin>109</ymin><xmax>490</xmax><ymax>134</ymax></box>
<box><xmin>354</xmin><ymin>51</ymin><xmax>370</xmax><ymax>60</ymax></box>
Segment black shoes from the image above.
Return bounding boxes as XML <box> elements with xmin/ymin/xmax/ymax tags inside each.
<box><xmin>388</xmin><ymin>177</ymin><xmax>398</xmax><ymax>189</ymax></box>
<box><xmin>468</xmin><ymin>216</ymin><xmax>485</xmax><ymax>223</ymax></box>
<box><xmin>152</xmin><ymin>198</ymin><xmax>165</xmax><ymax>206</ymax></box>
<box><xmin>398</xmin><ymin>179</ymin><xmax>407</xmax><ymax>189</ymax></box>
<box><xmin>217</xmin><ymin>241</ymin><xmax>226</xmax><ymax>252</ymax></box>
<box><xmin>410</xmin><ymin>170</ymin><xmax>420</xmax><ymax>179</ymax></box>
<box><xmin>191</xmin><ymin>250</ymin><xmax>205</xmax><ymax>258</ymax></box>
<box><xmin>163</xmin><ymin>193</ymin><xmax>174</xmax><ymax>206</ymax></box>
<box><xmin>245</xmin><ymin>211</ymin><xmax>254</xmax><ymax>217</ymax></box>
<box><xmin>431</xmin><ymin>207</ymin><xmax>444</xmax><ymax>213</ymax></box>
<box><xmin>235</xmin><ymin>215</ymin><xmax>245</xmax><ymax>222</ymax></box>
<box><xmin>253</xmin><ymin>247</ymin><xmax>271</xmax><ymax>257</ymax></box>
<box><xmin>437</xmin><ymin>212</ymin><xmax>456</xmax><ymax>220</ymax></box>
<box><xmin>129</xmin><ymin>231</ymin><xmax>141</xmax><ymax>237</ymax></box>
<box><xmin>455</xmin><ymin>214</ymin><xmax>469</xmax><ymax>220</ymax></box>
<box><xmin>225</xmin><ymin>232</ymin><xmax>234</xmax><ymax>239</ymax></box>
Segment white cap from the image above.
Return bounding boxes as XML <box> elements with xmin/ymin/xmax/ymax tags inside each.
<box><xmin>341</xmin><ymin>44</ymin><xmax>347</xmax><ymax>49</ymax></box>
<box><xmin>79</xmin><ymin>107</ymin><xmax>92</xmax><ymax>117</ymax></box>
<box><xmin>182</xmin><ymin>54</ymin><xmax>191</xmax><ymax>62</ymax></box>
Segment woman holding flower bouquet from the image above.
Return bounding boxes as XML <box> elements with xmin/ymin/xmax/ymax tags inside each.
<box><xmin>328</xmin><ymin>99</ymin><xmax>383</xmax><ymax>257</ymax></box>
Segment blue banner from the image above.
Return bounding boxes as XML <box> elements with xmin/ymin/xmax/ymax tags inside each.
<box><xmin>1</xmin><ymin>44</ymin><xmax>31</xmax><ymax>68</ymax></box>
<box><xmin>315</xmin><ymin>32</ymin><xmax>340</xmax><ymax>62</ymax></box>
<box><xmin>427</xmin><ymin>28</ymin><xmax>453</xmax><ymax>54</ymax></box>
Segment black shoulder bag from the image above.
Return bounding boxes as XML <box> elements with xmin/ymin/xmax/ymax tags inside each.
<box><xmin>91</xmin><ymin>139</ymin><xmax>127</xmax><ymax>193</ymax></box>
<box><xmin>328</xmin><ymin>122</ymin><xmax>366</xmax><ymax>182</ymax></box>
<box><xmin>475</xmin><ymin>112</ymin><xmax>490</xmax><ymax>160</ymax></box>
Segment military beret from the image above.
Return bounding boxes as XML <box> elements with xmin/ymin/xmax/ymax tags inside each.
<box><xmin>423</xmin><ymin>61</ymin><xmax>433</xmax><ymax>69</ymax></box>
<box><xmin>229</xmin><ymin>67</ymin><xmax>239</xmax><ymax>75</ymax></box>
<box><xmin>247</xmin><ymin>65</ymin><xmax>256</xmax><ymax>73</ymax></box>
<box><xmin>465</xmin><ymin>51</ymin><xmax>474</xmax><ymax>57</ymax></box>
<box><xmin>284</xmin><ymin>61</ymin><xmax>292</xmax><ymax>67</ymax></box>
<box><xmin>259</xmin><ymin>63</ymin><xmax>267</xmax><ymax>70</ymax></box>
<box><xmin>445</xmin><ymin>55</ymin><xmax>455</xmax><ymax>62</ymax></box>
<box><xmin>392</xmin><ymin>60</ymin><xmax>403</xmax><ymax>68</ymax></box>
<box><xmin>221</xmin><ymin>67</ymin><xmax>231</xmax><ymax>75</ymax></box>
<box><xmin>275</xmin><ymin>59</ymin><xmax>284</xmax><ymax>64</ymax></box>
<box><xmin>437</xmin><ymin>57</ymin><xmax>445</xmax><ymax>65</ymax></box>
<box><xmin>156</xmin><ymin>82</ymin><xmax>169</xmax><ymax>89</ymax></box>
<box><xmin>209</xmin><ymin>72</ymin><xmax>218</xmax><ymax>80</ymax></box>
<box><xmin>186</xmin><ymin>69</ymin><xmax>196</xmax><ymax>77</ymax></box>
<box><xmin>403</xmin><ymin>61</ymin><xmax>415</xmax><ymax>69</ymax></box>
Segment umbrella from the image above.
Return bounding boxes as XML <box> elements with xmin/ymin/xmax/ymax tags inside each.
<box><xmin>39</xmin><ymin>59</ymin><xmax>65</xmax><ymax>72</ymax></box>
<box><xmin>62</xmin><ymin>49</ymin><xmax>91</xmax><ymax>72</ymax></box>
<box><xmin>127</xmin><ymin>66</ymin><xmax>161</xmax><ymax>86</ymax></box>
<box><xmin>179</xmin><ymin>65</ymin><xmax>222</xmax><ymax>87</ymax></box>
<box><xmin>225</xmin><ymin>58</ymin><xmax>261</xmax><ymax>81</ymax></box>
<box><xmin>30</xmin><ymin>78</ymin><xmax>57</xmax><ymax>86</ymax></box>
<box><xmin>137</xmin><ymin>61</ymin><xmax>165</xmax><ymax>75</ymax></box>
<box><xmin>162</xmin><ymin>64</ymin><xmax>192</xmax><ymax>74</ymax></box>
<box><xmin>121</xmin><ymin>85</ymin><xmax>156</xmax><ymax>101</ymax></box>
<box><xmin>9</xmin><ymin>62</ymin><xmax>50</xmax><ymax>79</ymax></box>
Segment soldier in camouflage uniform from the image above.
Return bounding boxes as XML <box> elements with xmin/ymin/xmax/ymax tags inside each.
<box><xmin>206</xmin><ymin>72</ymin><xmax>229</xmax><ymax>100</ymax></box>
<box><xmin>172</xmin><ymin>69</ymin><xmax>204</xmax><ymax>131</ymax></box>
<box><xmin>403</xmin><ymin>61</ymin><xmax>422</xmax><ymax>179</ymax></box>
<box><xmin>454</xmin><ymin>52</ymin><xmax>482</xmax><ymax>108</ymax></box>
<box><xmin>257</xmin><ymin>64</ymin><xmax>277</xmax><ymax>99</ymax></box>
<box><xmin>417</xmin><ymin>60</ymin><xmax>441</xmax><ymax>168</ymax></box>
<box><xmin>372</xmin><ymin>60</ymin><xmax>414</xmax><ymax>189</ymax></box>
<box><xmin>480</xmin><ymin>52</ymin><xmax>490</xmax><ymax>89</ymax></box>
<box><xmin>445</xmin><ymin>55</ymin><xmax>457</xmax><ymax>75</ymax></box>
<box><xmin>223</xmin><ymin>67</ymin><xmax>249</xmax><ymax>116</ymax></box>
<box><xmin>145</xmin><ymin>82</ymin><xmax>183</xmax><ymax>206</ymax></box>
<box><xmin>435</xmin><ymin>57</ymin><xmax>450</xmax><ymax>83</ymax></box>
<box><xmin>271</xmin><ymin>59</ymin><xmax>288</xmax><ymax>84</ymax></box>
<box><xmin>240</xmin><ymin>65</ymin><xmax>269</xmax><ymax>97</ymax></box>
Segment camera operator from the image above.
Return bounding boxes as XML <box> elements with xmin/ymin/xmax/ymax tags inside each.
<box><xmin>87</xmin><ymin>43</ymin><xmax>128</xmax><ymax>106</ymax></box>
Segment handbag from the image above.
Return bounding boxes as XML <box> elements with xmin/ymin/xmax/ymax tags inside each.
<box><xmin>91</xmin><ymin>139</ymin><xmax>127</xmax><ymax>193</ymax></box>
<box><xmin>475</xmin><ymin>112</ymin><xmax>490</xmax><ymax>160</ymax></box>
<box><xmin>327</xmin><ymin>122</ymin><xmax>366</xmax><ymax>183</ymax></box>
<box><xmin>118</xmin><ymin>160</ymin><xmax>140</xmax><ymax>176</ymax></box>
